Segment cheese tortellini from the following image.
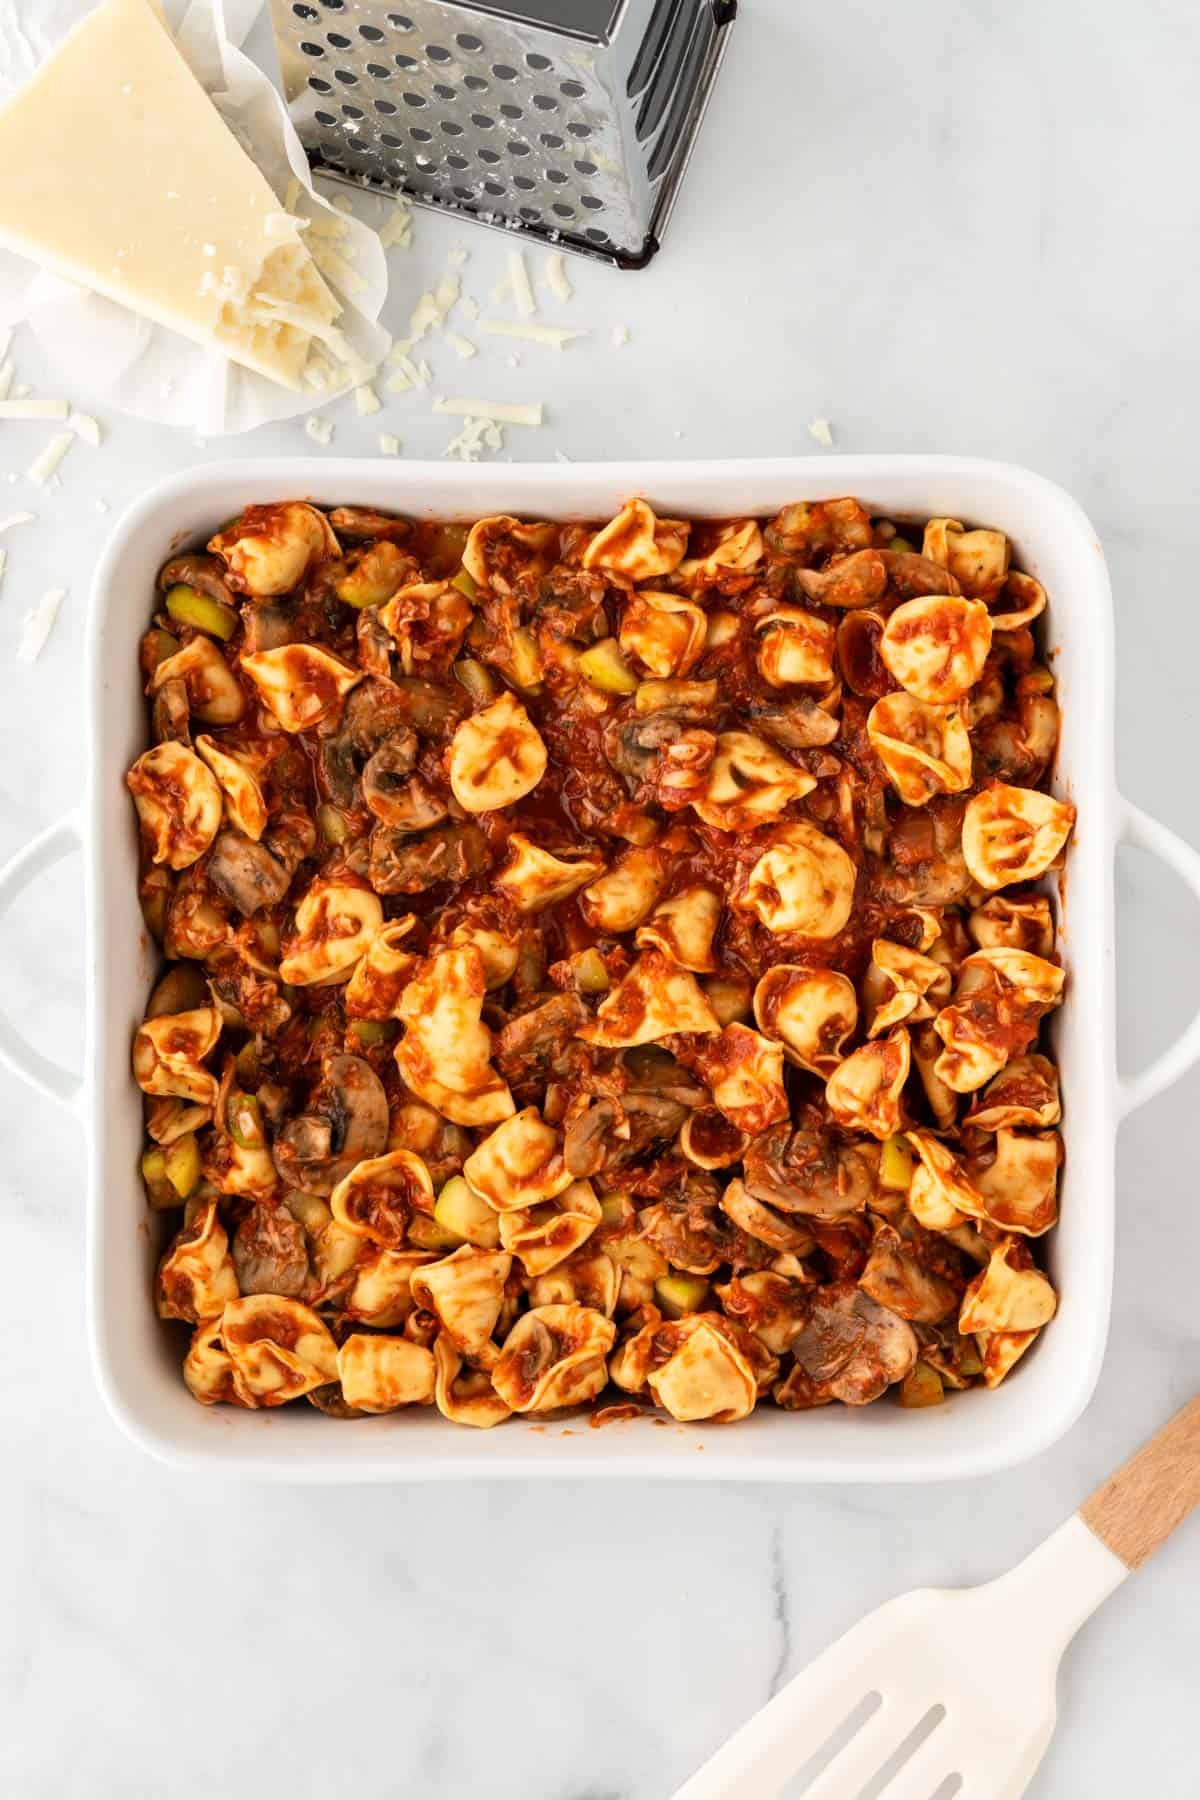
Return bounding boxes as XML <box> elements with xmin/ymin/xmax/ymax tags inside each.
<box><xmin>133</xmin><ymin>495</ymin><xmax>1072</xmax><ymax>1428</ymax></box>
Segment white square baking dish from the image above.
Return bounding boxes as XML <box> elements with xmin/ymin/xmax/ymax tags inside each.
<box><xmin>5</xmin><ymin>455</ymin><xmax>1200</xmax><ymax>1481</ymax></box>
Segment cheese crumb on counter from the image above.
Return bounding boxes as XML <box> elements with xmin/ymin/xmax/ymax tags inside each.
<box><xmin>433</xmin><ymin>396</ymin><xmax>543</xmax><ymax>427</ymax></box>
<box><xmin>354</xmin><ymin>384</ymin><xmax>381</xmax><ymax>416</ymax></box>
<box><xmin>27</xmin><ymin>432</ymin><xmax>73</xmax><ymax>486</ymax></box>
<box><xmin>444</xmin><ymin>417</ymin><xmax>505</xmax><ymax>463</ymax></box>
<box><xmin>611</xmin><ymin>323</ymin><xmax>629</xmax><ymax>348</ymax></box>
<box><xmin>378</xmin><ymin>433</ymin><xmax>401</xmax><ymax>456</ymax></box>
<box><xmin>0</xmin><ymin>511</ymin><xmax>36</xmax><ymax>533</ymax></box>
<box><xmin>69</xmin><ymin>412</ymin><xmax>102</xmax><ymax>447</ymax></box>
<box><xmin>480</xmin><ymin>320</ymin><xmax>588</xmax><ymax>350</ymax></box>
<box><xmin>544</xmin><ymin>251</ymin><xmax>572</xmax><ymax>304</ymax></box>
<box><xmin>808</xmin><ymin>417</ymin><xmax>835</xmax><ymax>447</ymax></box>
<box><xmin>305</xmin><ymin>414</ymin><xmax>334</xmax><ymax>446</ymax></box>
<box><xmin>0</xmin><ymin>398</ymin><xmax>70</xmax><ymax>420</ymax></box>
<box><xmin>17</xmin><ymin>587</ymin><xmax>65</xmax><ymax>663</ymax></box>
<box><xmin>508</xmin><ymin>250</ymin><xmax>536</xmax><ymax>319</ymax></box>
<box><xmin>444</xmin><ymin>332</ymin><xmax>477</xmax><ymax>360</ymax></box>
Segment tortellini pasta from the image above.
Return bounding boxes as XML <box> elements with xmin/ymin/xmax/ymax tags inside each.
<box><xmin>411</xmin><ymin>1247</ymin><xmax>513</xmax><ymax>1357</ymax></box>
<box><xmin>462</xmin><ymin>516</ymin><xmax>557</xmax><ymax>593</ymax></box>
<box><xmin>338</xmin><ymin>1334</ymin><xmax>436</xmax><ymax>1412</ymax></box>
<box><xmin>395</xmin><ymin>946</ymin><xmax>514</xmax><ymax>1128</ymax></box>
<box><xmin>691</xmin><ymin>731</ymin><xmax>816</xmax><ymax>831</ymax></box>
<box><xmin>933</xmin><ymin>948</ymin><xmax>1065</xmax><ymax>1093</ymax></box>
<box><xmin>868</xmin><ymin>693</ymin><xmax>972</xmax><ymax>805</ymax></box>
<box><xmin>156</xmin><ymin>1198</ymin><xmax>239</xmax><ymax>1322</ymax></box>
<box><xmin>220</xmin><ymin>1296</ymin><xmax>340</xmax><ymax>1406</ymax></box>
<box><xmin>753</xmin><ymin>966</ymin><xmax>858</xmax><ymax>1074</ymax></box>
<box><xmin>619</xmin><ymin>591</ymin><xmax>707</xmax><ymax>678</ymax></box>
<box><xmin>344</xmin><ymin>917</ymin><xmax>421</xmax><ymax>1018</ymax></box>
<box><xmin>150</xmin><ymin>636</ymin><xmax>245</xmax><ymax>726</ymax></box>
<box><xmin>195</xmin><ymin>735</ymin><xmax>268</xmax><ymax>840</ymax></box>
<box><xmin>879</xmin><ymin>594</ymin><xmax>992</xmax><ymax>704</ymax></box>
<box><xmin>921</xmin><ymin>517</ymin><xmax>1010</xmax><ymax>599</ymax></box>
<box><xmin>497</xmin><ymin>1180</ymin><xmax>602</xmax><ymax>1277</ymax></box>
<box><xmin>493</xmin><ymin>834</ymin><xmax>607</xmax><ymax>913</ymax></box>
<box><xmin>737</xmin><ymin>822</ymin><xmax>857</xmax><ymax>937</ymax></box>
<box><xmin>210</xmin><ymin>501</ymin><xmax>339</xmax><ymax>595</ymax></box>
<box><xmin>700</xmin><ymin>1024</ymin><xmax>789</xmax><ymax>1135</ymax></box>
<box><xmin>581</xmin><ymin>847</ymin><xmax>667</xmax><ymax>933</ymax></box>
<box><xmin>646</xmin><ymin>1315</ymin><xmax>759</xmax><ymax>1422</ymax></box>
<box><xmin>824</xmin><ymin>1029</ymin><xmax>911</xmax><ymax>1139</ymax></box>
<box><xmin>582</xmin><ymin>499</ymin><xmax>689</xmax><ymax>581</ymax></box>
<box><xmin>634</xmin><ymin>885</ymin><xmax>722</xmax><ymax>972</ymax></box>
<box><xmin>240</xmin><ymin>644</ymin><xmax>361</xmax><ymax>732</ymax></box>
<box><xmin>864</xmin><ymin>939</ymin><xmax>952</xmax><ymax>1036</ymax></box>
<box><xmin>462</xmin><ymin>1108</ymin><xmax>572</xmax><ymax>1212</ymax></box>
<box><xmin>676</xmin><ymin>520</ymin><xmax>763</xmax><ymax>587</ymax></box>
<box><xmin>278</xmin><ymin>880</ymin><xmax>383</xmax><ymax>986</ymax></box>
<box><xmin>448</xmin><ymin>692</ymin><xmax>547</xmax><ymax>813</ymax></box>
<box><xmin>127</xmin><ymin>742</ymin><xmax>222</xmax><ymax>869</ymax></box>
<box><xmin>134</xmin><ymin>1006</ymin><xmax>221</xmax><ymax>1104</ymax></box>
<box><xmin>330</xmin><ymin>1149</ymin><xmax>434</xmax><ymax>1247</ymax></box>
<box><xmin>491</xmin><ymin>1304</ymin><xmax>616</xmax><ymax>1413</ymax></box>
<box><xmin>961</xmin><ymin>783</ymin><xmax>1076</xmax><ymax>888</ymax></box>
<box><xmin>577</xmin><ymin>949</ymin><xmax>720</xmax><ymax>1047</ymax></box>
<box><xmin>754</xmin><ymin>607</ymin><xmax>836</xmax><ymax>688</ymax></box>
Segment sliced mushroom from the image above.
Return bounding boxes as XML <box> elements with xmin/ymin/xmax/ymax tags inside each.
<box><xmin>231</xmin><ymin>1202</ymin><xmax>311</xmax><ymax>1298</ymax></box>
<box><xmin>369</xmin><ymin>821</ymin><xmax>490</xmax><ymax>894</ymax></box>
<box><xmin>271</xmin><ymin>1055</ymin><xmax>389</xmax><ymax>1195</ymax></box>
<box><xmin>206</xmin><ymin>830</ymin><xmax>291</xmax><ymax>917</ymax></box>
<box><xmin>779</xmin><ymin>1281</ymin><xmax>916</xmax><ymax>1406</ymax></box>
<box><xmin>742</xmin><ymin>1120</ymin><xmax>875</xmax><ymax>1221</ymax></box>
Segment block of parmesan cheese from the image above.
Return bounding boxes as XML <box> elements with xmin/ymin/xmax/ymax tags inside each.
<box><xmin>0</xmin><ymin>0</ymin><xmax>343</xmax><ymax>390</ymax></box>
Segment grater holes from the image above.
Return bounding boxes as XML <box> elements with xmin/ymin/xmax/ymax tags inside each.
<box><xmin>433</xmin><ymin>82</ymin><xmax>456</xmax><ymax>99</ymax></box>
<box><xmin>560</xmin><ymin>80</ymin><xmax>586</xmax><ymax>97</ymax></box>
<box><xmin>513</xmin><ymin>175</ymin><xmax>536</xmax><ymax>191</ymax></box>
<box><xmin>568</xmin><ymin>123</ymin><xmax>591</xmax><ymax>137</ymax></box>
<box><xmin>452</xmin><ymin>186</ymin><xmax>473</xmax><ymax>200</ymax></box>
<box><xmin>471</xmin><ymin>113</ymin><xmax>494</xmax><ymax>128</ymax></box>
<box><xmin>585</xmin><ymin>227</ymin><xmax>608</xmax><ymax>242</ymax></box>
<box><xmin>492</xmin><ymin>64</ymin><xmax>518</xmax><ymax>80</ymax></box>
<box><xmin>533</xmin><ymin>95</ymin><xmax>558</xmax><ymax>111</ymax></box>
<box><xmin>293</xmin><ymin>3</ymin><xmax>318</xmax><ymax>17</ymax></box>
<box><xmin>446</xmin><ymin>154</ymin><xmax>469</xmax><ymax>169</ymax></box>
<box><xmin>539</xmin><ymin>132</ymin><xmax>564</xmax><ymax>148</ymax></box>
<box><xmin>464</xmin><ymin>75</ymin><xmax>489</xmax><ymax>92</ymax></box>
<box><xmin>500</xmin><ymin>103</ymin><xmax>523</xmax><ymax>119</ymax></box>
<box><xmin>507</xmin><ymin>140</ymin><xmax>531</xmax><ymax>156</ymax></box>
<box><xmin>426</xmin><ymin>44</ymin><xmax>451</xmax><ymax>62</ymax></box>
<box><xmin>402</xmin><ymin>91</ymin><xmax>426</xmax><ymax>106</ymax></box>
<box><xmin>526</xmin><ymin>53</ymin><xmax>553</xmax><ymax>71</ymax></box>
<box><xmin>409</xmin><ymin>126</ymin><xmax>432</xmax><ymax>141</ymax></box>
<box><xmin>387</xmin><ymin>12</ymin><xmax>413</xmax><ymax>28</ymax></box>
<box><xmin>546</xmin><ymin>169</ymin><xmax>567</xmax><ymax>184</ymax></box>
<box><xmin>440</xmin><ymin>120</ymin><xmax>464</xmax><ymax>135</ymax></box>
<box><xmin>308</xmin><ymin>75</ymin><xmax>332</xmax><ymax>91</ymax></box>
<box><xmin>519</xmin><ymin>206</ymin><xmax>542</xmax><ymax>222</ymax></box>
<box><xmin>456</xmin><ymin>33</ymin><xmax>482</xmax><ymax>51</ymax></box>
<box><xmin>551</xmin><ymin>202</ymin><xmax>575</xmax><ymax>218</ymax></box>
<box><xmin>483</xmin><ymin>180</ymin><xmax>505</xmax><ymax>196</ymax></box>
<box><xmin>575</xmin><ymin>159</ymin><xmax>597</xmax><ymax>174</ymax></box>
<box><xmin>327</xmin><ymin>31</ymin><xmax>351</xmax><ymax>48</ymax></box>
<box><xmin>342</xmin><ymin>103</ymin><xmax>365</xmax><ymax>118</ymax></box>
<box><xmin>477</xmin><ymin>148</ymin><xmax>500</xmax><ymax>163</ymax></box>
<box><xmin>358</xmin><ymin>24</ymin><xmax>384</xmax><ymax>41</ymax></box>
<box><xmin>334</xmin><ymin>68</ymin><xmax>357</xmax><ymax>84</ymax></box>
<box><xmin>365</xmin><ymin>62</ymin><xmax>391</xmax><ymax>78</ymax></box>
<box><xmin>374</xmin><ymin>98</ymin><xmax>397</xmax><ymax>114</ymax></box>
<box><xmin>300</xmin><ymin>40</ymin><xmax>324</xmax><ymax>57</ymax></box>
<box><xmin>380</xmin><ymin>133</ymin><xmax>402</xmax><ymax>148</ymax></box>
<box><xmin>314</xmin><ymin>109</ymin><xmax>336</xmax><ymax>124</ymax></box>
<box><xmin>395</xmin><ymin>53</ymin><xmax>418</xmax><ymax>68</ymax></box>
<box><xmin>580</xmin><ymin>194</ymin><xmax>603</xmax><ymax>209</ymax></box>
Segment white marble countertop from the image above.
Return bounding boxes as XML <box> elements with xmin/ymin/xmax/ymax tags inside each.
<box><xmin>2</xmin><ymin>3</ymin><xmax>1199</xmax><ymax>1796</ymax></box>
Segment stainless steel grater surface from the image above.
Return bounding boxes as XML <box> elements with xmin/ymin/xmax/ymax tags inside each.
<box><xmin>268</xmin><ymin>0</ymin><xmax>736</xmax><ymax>267</ymax></box>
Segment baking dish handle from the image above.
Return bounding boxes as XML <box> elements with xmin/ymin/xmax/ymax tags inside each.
<box><xmin>1118</xmin><ymin>796</ymin><xmax>1200</xmax><ymax>1119</ymax></box>
<box><xmin>0</xmin><ymin>811</ymin><xmax>85</xmax><ymax>1117</ymax></box>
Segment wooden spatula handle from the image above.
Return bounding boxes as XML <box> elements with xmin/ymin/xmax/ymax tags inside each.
<box><xmin>1081</xmin><ymin>1394</ymin><xmax>1200</xmax><ymax>1569</ymax></box>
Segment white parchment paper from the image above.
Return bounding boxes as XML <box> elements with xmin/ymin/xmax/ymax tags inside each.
<box><xmin>0</xmin><ymin>0</ymin><xmax>391</xmax><ymax>434</ymax></box>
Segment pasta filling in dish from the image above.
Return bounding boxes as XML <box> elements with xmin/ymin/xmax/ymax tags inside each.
<box><xmin>129</xmin><ymin>497</ymin><xmax>1072</xmax><ymax>1426</ymax></box>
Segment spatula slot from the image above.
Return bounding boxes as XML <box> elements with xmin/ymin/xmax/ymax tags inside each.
<box><xmin>780</xmin><ymin>1691</ymin><xmax>882</xmax><ymax>1797</ymax></box>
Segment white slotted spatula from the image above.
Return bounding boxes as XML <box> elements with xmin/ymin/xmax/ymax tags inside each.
<box><xmin>674</xmin><ymin>1396</ymin><xmax>1200</xmax><ymax>1800</ymax></box>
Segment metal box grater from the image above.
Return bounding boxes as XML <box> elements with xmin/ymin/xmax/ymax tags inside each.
<box><xmin>268</xmin><ymin>0</ymin><xmax>737</xmax><ymax>268</ymax></box>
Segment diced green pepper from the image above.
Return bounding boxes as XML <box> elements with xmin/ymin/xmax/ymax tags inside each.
<box><xmin>142</xmin><ymin>627</ymin><xmax>181</xmax><ymax>674</ymax></box>
<box><xmin>316</xmin><ymin>803</ymin><xmax>349</xmax><ymax>846</ymax></box>
<box><xmin>899</xmin><ymin>1362</ymin><xmax>945</xmax><ymax>1407</ymax></box>
<box><xmin>348</xmin><ymin>1018</ymin><xmax>398</xmax><ymax>1047</ymax></box>
<box><xmin>454</xmin><ymin>657</ymin><xmax>499</xmax><ymax>706</ymax></box>
<box><xmin>888</xmin><ymin>536</ymin><xmax>916</xmax><ymax>555</ymax></box>
<box><xmin>572</xmin><ymin>947</ymin><xmax>610</xmax><ymax>994</ymax></box>
<box><xmin>141</xmin><ymin>1147</ymin><xmax>177</xmax><ymax>1209</ymax></box>
<box><xmin>164</xmin><ymin>1132</ymin><xmax>201</xmax><ymax>1199</ymax></box>
<box><xmin>408</xmin><ymin>1213</ymin><xmax>465</xmax><ymax>1252</ymax></box>
<box><xmin>235</xmin><ymin>1040</ymin><xmax>260</xmax><ymax>1085</ymax></box>
<box><xmin>599</xmin><ymin>1193</ymin><xmax>631</xmax><ymax>1228</ymax></box>
<box><xmin>508</xmin><ymin>626</ymin><xmax>544</xmax><ymax>691</ymax></box>
<box><xmin>451</xmin><ymin>568</ymin><xmax>478</xmax><ymax>600</ymax></box>
<box><xmin>578</xmin><ymin>636</ymin><xmax>639</xmax><ymax>695</ymax></box>
<box><xmin>433</xmin><ymin>1176</ymin><xmax>501</xmax><ymax>1249</ymax></box>
<box><xmin>228</xmin><ymin>1092</ymin><xmax>265</xmax><ymax>1151</ymax></box>
<box><xmin>164</xmin><ymin>584</ymin><xmax>238</xmax><ymax>642</ymax></box>
<box><xmin>655</xmin><ymin>1274</ymin><xmax>709</xmax><ymax>1318</ymax></box>
<box><xmin>879</xmin><ymin>1133</ymin><xmax>915</xmax><ymax>1193</ymax></box>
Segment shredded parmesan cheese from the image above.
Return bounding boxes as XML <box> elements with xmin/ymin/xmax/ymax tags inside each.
<box><xmin>387</xmin><ymin>369</ymin><xmax>411</xmax><ymax>394</ymax></box>
<box><xmin>444</xmin><ymin>332</ymin><xmax>477</xmax><ymax>360</ymax></box>
<box><xmin>480</xmin><ymin>320</ymin><xmax>587</xmax><ymax>350</ymax></box>
<box><xmin>27</xmin><ymin>431</ymin><xmax>73</xmax><ymax>486</ymax></box>
<box><xmin>69</xmin><ymin>411</ymin><xmax>102</xmax><ymax>447</ymax></box>
<box><xmin>309</xmin><ymin>241</ymin><xmax>368</xmax><ymax>296</ymax></box>
<box><xmin>17</xmin><ymin>586</ymin><xmax>65</xmax><ymax>663</ymax></box>
<box><xmin>448</xmin><ymin>247</ymin><xmax>468</xmax><ymax>267</ymax></box>
<box><xmin>378</xmin><ymin>433</ymin><xmax>401</xmax><ymax>456</ymax></box>
<box><xmin>354</xmin><ymin>383</ymin><xmax>381</xmax><ymax>416</ymax></box>
<box><xmin>508</xmin><ymin>250</ymin><xmax>536</xmax><ymax>319</ymax></box>
<box><xmin>0</xmin><ymin>398</ymin><xmax>70</xmax><ymax>420</ymax></box>
<box><xmin>808</xmin><ymin>417</ymin><xmax>835</xmax><ymax>447</ymax></box>
<box><xmin>460</xmin><ymin>294</ymin><xmax>480</xmax><ymax>322</ymax></box>
<box><xmin>443</xmin><ymin>417</ymin><xmax>505</xmax><ymax>463</ymax></box>
<box><xmin>433</xmin><ymin>396</ymin><xmax>543</xmax><ymax>427</ymax></box>
<box><xmin>544</xmin><ymin>251</ymin><xmax>572</xmax><ymax>304</ymax></box>
<box><xmin>0</xmin><ymin>361</ymin><xmax>13</xmax><ymax>401</ymax></box>
<box><xmin>305</xmin><ymin>414</ymin><xmax>334</xmax><ymax>446</ymax></box>
<box><xmin>0</xmin><ymin>327</ymin><xmax>10</xmax><ymax>363</ymax></box>
<box><xmin>307</xmin><ymin>211</ymin><xmax>350</xmax><ymax>240</ymax></box>
<box><xmin>0</xmin><ymin>511</ymin><xmax>35</xmax><ymax>533</ymax></box>
<box><xmin>95</xmin><ymin>499</ymin><xmax>109</xmax><ymax>514</ymax></box>
<box><xmin>611</xmin><ymin>323</ymin><xmax>629</xmax><ymax>347</ymax></box>
<box><xmin>379</xmin><ymin>203</ymin><xmax>413</xmax><ymax>251</ymax></box>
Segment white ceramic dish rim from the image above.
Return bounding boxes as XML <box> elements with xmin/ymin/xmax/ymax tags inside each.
<box><xmin>4</xmin><ymin>453</ymin><xmax>1200</xmax><ymax>1483</ymax></box>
